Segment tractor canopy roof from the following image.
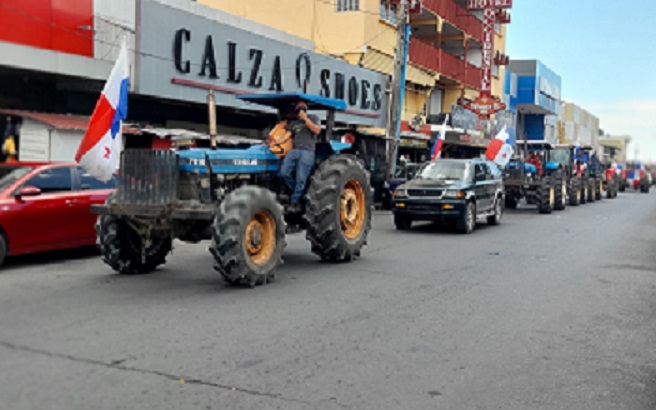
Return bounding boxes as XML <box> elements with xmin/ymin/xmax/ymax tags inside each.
<box><xmin>515</xmin><ymin>139</ymin><xmax>554</xmax><ymax>150</ymax></box>
<box><xmin>236</xmin><ymin>92</ymin><xmax>347</xmax><ymax>111</ymax></box>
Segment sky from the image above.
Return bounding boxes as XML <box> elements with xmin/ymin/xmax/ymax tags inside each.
<box><xmin>505</xmin><ymin>0</ymin><xmax>656</xmax><ymax>161</ymax></box>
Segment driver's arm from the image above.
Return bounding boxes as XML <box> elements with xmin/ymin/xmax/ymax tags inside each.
<box><xmin>300</xmin><ymin>111</ymin><xmax>321</xmax><ymax>135</ymax></box>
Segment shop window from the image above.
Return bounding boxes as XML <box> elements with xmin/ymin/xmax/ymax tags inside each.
<box><xmin>380</xmin><ymin>0</ymin><xmax>397</xmax><ymax>24</ymax></box>
<box><xmin>337</xmin><ymin>0</ymin><xmax>359</xmax><ymax>12</ymax></box>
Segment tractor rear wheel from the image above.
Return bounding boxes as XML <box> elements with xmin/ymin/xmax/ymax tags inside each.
<box><xmin>210</xmin><ymin>186</ymin><xmax>285</xmax><ymax>287</ymax></box>
<box><xmin>553</xmin><ymin>170</ymin><xmax>566</xmax><ymax>210</ymax></box>
<box><xmin>96</xmin><ymin>214</ymin><xmax>172</xmax><ymax>274</ymax></box>
<box><xmin>537</xmin><ymin>176</ymin><xmax>554</xmax><ymax>214</ymax></box>
<box><xmin>569</xmin><ymin>177</ymin><xmax>581</xmax><ymax>206</ymax></box>
<box><xmin>607</xmin><ymin>180</ymin><xmax>616</xmax><ymax>199</ymax></box>
<box><xmin>305</xmin><ymin>155</ymin><xmax>373</xmax><ymax>262</ymax></box>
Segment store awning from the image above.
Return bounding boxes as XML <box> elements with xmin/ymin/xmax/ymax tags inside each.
<box><xmin>361</xmin><ymin>48</ymin><xmax>435</xmax><ymax>87</ymax></box>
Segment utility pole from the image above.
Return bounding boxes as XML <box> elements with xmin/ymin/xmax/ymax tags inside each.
<box><xmin>386</xmin><ymin>0</ymin><xmax>410</xmax><ymax>178</ymax></box>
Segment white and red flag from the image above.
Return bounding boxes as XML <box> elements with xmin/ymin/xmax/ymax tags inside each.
<box><xmin>75</xmin><ymin>39</ymin><xmax>129</xmax><ymax>182</ymax></box>
<box><xmin>430</xmin><ymin>115</ymin><xmax>449</xmax><ymax>160</ymax></box>
<box><xmin>485</xmin><ymin>126</ymin><xmax>513</xmax><ymax>167</ymax></box>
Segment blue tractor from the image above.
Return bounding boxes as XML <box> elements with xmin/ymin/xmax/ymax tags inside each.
<box><xmin>503</xmin><ymin>140</ymin><xmax>566</xmax><ymax>214</ymax></box>
<box><xmin>92</xmin><ymin>93</ymin><xmax>374</xmax><ymax>286</ymax></box>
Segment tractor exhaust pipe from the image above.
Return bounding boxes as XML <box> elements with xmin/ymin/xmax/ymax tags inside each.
<box><xmin>207</xmin><ymin>89</ymin><xmax>217</xmax><ymax>149</ymax></box>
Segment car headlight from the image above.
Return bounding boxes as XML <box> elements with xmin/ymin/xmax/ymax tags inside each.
<box><xmin>393</xmin><ymin>189</ymin><xmax>408</xmax><ymax>199</ymax></box>
<box><xmin>383</xmin><ymin>181</ymin><xmax>390</xmax><ymax>189</ymax></box>
<box><xmin>443</xmin><ymin>190</ymin><xmax>466</xmax><ymax>199</ymax></box>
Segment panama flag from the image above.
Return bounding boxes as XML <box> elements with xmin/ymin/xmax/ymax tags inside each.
<box><xmin>485</xmin><ymin>126</ymin><xmax>513</xmax><ymax>167</ymax></box>
<box><xmin>430</xmin><ymin>115</ymin><xmax>449</xmax><ymax>160</ymax></box>
<box><xmin>75</xmin><ymin>38</ymin><xmax>129</xmax><ymax>182</ymax></box>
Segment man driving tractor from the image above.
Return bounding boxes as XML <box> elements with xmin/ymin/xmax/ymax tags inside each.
<box><xmin>279</xmin><ymin>101</ymin><xmax>322</xmax><ymax>213</ymax></box>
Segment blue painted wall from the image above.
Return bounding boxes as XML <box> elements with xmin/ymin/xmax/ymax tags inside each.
<box><xmin>524</xmin><ymin>114</ymin><xmax>546</xmax><ymax>141</ymax></box>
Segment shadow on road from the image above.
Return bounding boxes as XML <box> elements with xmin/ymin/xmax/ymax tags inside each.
<box><xmin>4</xmin><ymin>246</ymin><xmax>99</xmax><ymax>269</ymax></box>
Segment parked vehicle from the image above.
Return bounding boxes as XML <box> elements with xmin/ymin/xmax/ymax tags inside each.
<box><xmin>0</xmin><ymin>162</ymin><xmax>115</xmax><ymax>266</ymax></box>
<box><xmin>381</xmin><ymin>162</ymin><xmax>420</xmax><ymax>209</ymax></box>
<box><xmin>93</xmin><ymin>92</ymin><xmax>373</xmax><ymax>287</ymax></box>
<box><xmin>391</xmin><ymin>158</ymin><xmax>504</xmax><ymax>234</ymax></box>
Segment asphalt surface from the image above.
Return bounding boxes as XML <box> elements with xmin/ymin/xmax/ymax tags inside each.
<box><xmin>1</xmin><ymin>190</ymin><xmax>655</xmax><ymax>410</ymax></box>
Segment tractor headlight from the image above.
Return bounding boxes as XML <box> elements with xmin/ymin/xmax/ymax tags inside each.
<box><xmin>444</xmin><ymin>190</ymin><xmax>466</xmax><ymax>199</ymax></box>
<box><xmin>393</xmin><ymin>189</ymin><xmax>408</xmax><ymax>199</ymax></box>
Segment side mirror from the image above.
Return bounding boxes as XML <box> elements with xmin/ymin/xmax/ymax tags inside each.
<box><xmin>16</xmin><ymin>186</ymin><xmax>41</xmax><ymax>199</ymax></box>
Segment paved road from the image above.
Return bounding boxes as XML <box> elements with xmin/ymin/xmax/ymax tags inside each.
<box><xmin>1</xmin><ymin>191</ymin><xmax>655</xmax><ymax>410</ymax></box>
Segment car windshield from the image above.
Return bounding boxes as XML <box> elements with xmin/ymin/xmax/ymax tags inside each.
<box><xmin>416</xmin><ymin>161</ymin><xmax>471</xmax><ymax>182</ymax></box>
<box><xmin>0</xmin><ymin>166</ymin><xmax>33</xmax><ymax>192</ymax></box>
<box><xmin>394</xmin><ymin>164</ymin><xmax>418</xmax><ymax>179</ymax></box>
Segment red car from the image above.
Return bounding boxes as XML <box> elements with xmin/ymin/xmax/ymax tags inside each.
<box><xmin>0</xmin><ymin>162</ymin><xmax>116</xmax><ymax>266</ymax></box>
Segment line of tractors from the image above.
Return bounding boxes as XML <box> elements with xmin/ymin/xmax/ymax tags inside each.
<box><xmin>502</xmin><ymin>140</ymin><xmax>649</xmax><ymax>215</ymax></box>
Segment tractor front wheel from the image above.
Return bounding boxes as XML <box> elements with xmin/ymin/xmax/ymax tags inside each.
<box><xmin>96</xmin><ymin>215</ymin><xmax>172</xmax><ymax>274</ymax></box>
<box><xmin>305</xmin><ymin>155</ymin><xmax>373</xmax><ymax>262</ymax></box>
<box><xmin>569</xmin><ymin>177</ymin><xmax>581</xmax><ymax>206</ymax></box>
<box><xmin>537</xmin><ymin>177</ymin><xmax>554</xmax><ymax>214</ymax></box>
<box><xmin>210</xmin><ymin>186</ymin><xmax>286</xmax><ymax>287</ymax></box>
<box><xmin>553</xmin><ymin>170</ymin><xmax>566</xmax><ymax>210</ymax></box>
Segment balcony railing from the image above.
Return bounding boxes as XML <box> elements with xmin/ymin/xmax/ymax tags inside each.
<box><xmin>409</xmin><ymin>39</ymin><xmax>482</xmax><ymax>89</ymax></box>
<box><xmin>421</xmin><ymin>0</ymin><xmax>483</xmax><ymax>43</ymax></box>
<box><xmin>465</xmin><ymin>63</ymin><xmax>482</xmax><ymax>90</ymax></box>
<box><xmin>409</xmin><ymin>39</ymin><xmax>440</xmax><ymax>73</ymax></box>
<box><xmin>439</xmin><ymin>48</ymin><xmax>463</xmax><ymax>81</ymax></box>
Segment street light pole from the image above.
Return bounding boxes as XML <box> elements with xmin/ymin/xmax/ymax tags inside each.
<box><xmin>386</xmin><ymin>0</ymin><xmax>410</xmax><ymax>179</ymax></box>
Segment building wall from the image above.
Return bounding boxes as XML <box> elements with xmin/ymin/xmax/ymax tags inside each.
<box><xmin>0</xmin><ymin>0</ymin><xmax>94</xmax><ymax>57</ymax></box>
<box><xmin>199</xmin><ymin>0</ymin><xmax>367</xmax><ymax>55</ymax></box>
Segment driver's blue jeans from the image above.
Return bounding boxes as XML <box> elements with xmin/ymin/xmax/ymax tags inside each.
<box><xmin>281</xmin><ymin>149</ymin><xmax>315</xmax><ymax>205</ymax></box>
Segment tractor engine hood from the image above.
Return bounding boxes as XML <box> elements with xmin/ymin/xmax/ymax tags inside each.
<box><xmin>176</xmin><ymin>141</ymin><xmax>351</xmax><ymax>175</ymax></box>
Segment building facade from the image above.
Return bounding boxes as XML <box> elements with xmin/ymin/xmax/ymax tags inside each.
<box><xmin>560</xmin><ymin>102</ymin><xmax>600</xmax><ymax>147</ymax></box>
<box><xmin>507</xmin><ymin>59</ymin><xmax>562</xmax><ymax>145</ymax></box>
<box><xmin>199</xmin><ymin>0</ymin><xmax>511</xmax><ymax>136</ymax></box>
<box><xmin>0</xmin><ymin>0</ymin><xmax>393</xmax><ymax>161</ymax></box>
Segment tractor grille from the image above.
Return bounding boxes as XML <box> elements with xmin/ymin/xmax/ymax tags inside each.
<box><xmin>408</xmin><ymin>189</ymin><xmax>443</xmax><ymax>197</ymax></box>
<box><xmin>116</xmin><ymin>149</ymin><xmax>179</xmax><ymax>205</ymax></box>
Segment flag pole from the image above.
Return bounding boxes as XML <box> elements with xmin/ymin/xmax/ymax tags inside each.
<box><xmin>207</xmin><ymin>89</ymin><xmax>217</xmax><ymax>149</ymax></box>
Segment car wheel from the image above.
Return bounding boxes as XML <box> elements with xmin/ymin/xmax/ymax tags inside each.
<box><xmin>487</xmin><ymin>197</ymin><xmax>502</xmax><ymax>226</ymax></box>
<box><xmin>0</xmin><ymin>233</ymin><xmax>7</xmax><ymax>267</ymax></box>
<box><xmin>457</xmin><ymin>202</ymin><xmax>476</xmax><ymax>234</ymax></box>
<box><xmin>394</xmin><ymin>215</ymin><xmax>412</xmax><ymax>231</ymax></box>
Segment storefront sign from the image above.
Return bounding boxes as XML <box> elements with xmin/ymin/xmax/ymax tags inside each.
<box><xmin>399</xmin><ymin>138</ymin><xmax>428</xmax><ymax>149</ymax></box>
<box><xmin>467</xmin><ymin>0</ymin><xmax>512</xmax><ymax>10</ymax></box>
<box><xmin>480</xmin><ymin>8</ymin><xmax>495</xmax><ymax>96</ymax></box>
<box><xmin>136</xmin><ymin>0</ymin><xmax>387</xmax><ymax>127</ymax></box>
<box><xmin>463</xmin><ymin>95</ymin><xmax>506</xmax><ymax>118</ymax></box>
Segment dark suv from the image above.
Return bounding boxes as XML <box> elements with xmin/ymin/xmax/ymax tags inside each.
<box><xmin>391</xmin><ymin>159</ymin><xmax>505</xmax><ymax>234</ymax></box>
